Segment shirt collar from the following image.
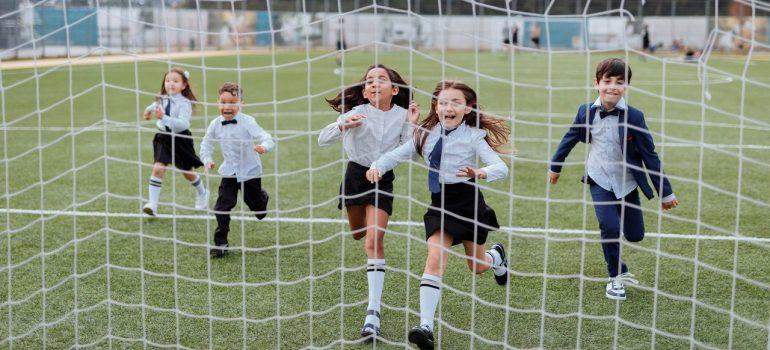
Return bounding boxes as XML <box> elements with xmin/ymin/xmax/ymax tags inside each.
<box><xmin>221</xmin><ymin>112</ymin><xmax>241</xmax><ymax>123</ymax></box>
<box><xmin>592</xmin><ymin>97</ymin><xmax>626</xmax><ymax>111</ymax></box>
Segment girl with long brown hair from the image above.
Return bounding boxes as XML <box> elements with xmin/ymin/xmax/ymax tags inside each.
<box><xmin>366</xmin><ymin>80</ymin><xmax>511</xmax><ymax>349</ymax></box>
<box><xmin>318</xmin><ymin>64</ymin><xmax>418</xmax><ymax>340</ymax></box>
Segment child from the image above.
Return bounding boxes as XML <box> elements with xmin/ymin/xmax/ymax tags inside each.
<box><xmin>318</xmin><ymin>64</ymin><xmax>418</xmax><ymax>339</ymax></box>
<box><xmin>200</xmin><ymin>82</ymin><xmax>273</xmax><ymax>258</ymax></box>
<box><xmin>366</xmin><ymin>81</ymin><xmax>510</xmax><ymax>350</ymax></box>
<box><xmin>142</xmin><ymin>67</ymin><xmax>208</xmax><ymax>216</ymax></box>
<box><xmin>548</xmin><ymin>58</ymin><xmax>679</xmax><ymax>301</ymax></box>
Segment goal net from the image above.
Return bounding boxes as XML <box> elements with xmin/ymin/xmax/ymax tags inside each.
<box><xmin>1</xmin><ymin>0</ymin><xmax>769</xmax><ymax>348</ymax></box>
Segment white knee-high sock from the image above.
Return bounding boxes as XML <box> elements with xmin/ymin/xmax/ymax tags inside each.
<box><xmin>148</xmin><ymin>176</ymin><xmax>162</xmax><ymax>204</ymax></box>
<box><xmin>365</xmin><ymin>259</ymin><xmax>386</xmax><ymax>327</ymax></box>
<box><xmin>419</xmin><ymin>273</ymin><xmax>442</xmax><ymax>331</ymax></box>
<box><xmin>189</xmin><ymin>175</ymin><xmax>206</xmax><ymax>195</ymax></box>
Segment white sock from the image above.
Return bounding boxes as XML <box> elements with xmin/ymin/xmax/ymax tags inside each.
<box><xmin>365</xmin><ymin>259</ymin><xmax>386</xmax><ymax>327</ymax></box>
<box><xmin>419</xmin><ymin>273</ymin><xmax>441</xmax><ymax>331</ymax></box>
<box><xmin>486</xmin><ymin>249</ymin><xmax>505</xmax><ymax>276</ymax></box>
<box><xmin>189</xmin><ymin>175</ymin><xmax>206</xmax><ymax>195</ymax></box>
<box><xmin>148</xmin><ymin>176</ymin><xmax>162</xmax><ymax>204</ymax></box>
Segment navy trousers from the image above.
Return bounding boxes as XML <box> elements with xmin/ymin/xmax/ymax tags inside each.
<box><xmin>589</xmin><ymin>182</ymin><xmax>645</xmax><ymax>277</ymax></box>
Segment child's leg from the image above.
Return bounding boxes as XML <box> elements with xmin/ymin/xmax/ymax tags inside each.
<box><xmin>462</xmin><ymin>241</ymin><xmax>494</xmax><ymax>274</ymax></box>
<box><xmin>362</xmin><ymin>205</ymin><xmax>389</xmax><ymax>331</ymax></box>
<box><xmin>147</xmin><ymin>162</ymin><xmax>167</xmax><ymax>205</ymax></box>
<box><xmin>346</xmin><ymin>205</ymin><xmax>367</xmax><ymax>240</ymax></box>
<box><xmin>212</xmin><ymin>178</ymin><xmax>239</xmax><ymax>245</ymax></box>
<box><xmin>242</xmin><ymin>178</ymin><xmax>268</xmax><ymax>220</ymax></box>
<box><xmin>589</xmin><ymin>184</ymin><xmax>625</xmax><ymax>277</ymax></box>
<box><xmin>182</xmin><ymin>170</ymin><xmax>207</xmax><ymax>196</ymax></box>
<box><xmin>419</xmin><ymin>232</ymin><xmax>453</xmax><ymax>331</ymax></box>
<box><xmin>621</xmin><ymin>190</ymin><xmax>645</xmax><ymax>243</ymax></box>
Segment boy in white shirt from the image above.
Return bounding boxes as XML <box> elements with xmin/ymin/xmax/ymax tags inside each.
<box><xmin>200</xmin><ymin>82</ymin><xmax>274</xmax><ymax>257</ymax></box>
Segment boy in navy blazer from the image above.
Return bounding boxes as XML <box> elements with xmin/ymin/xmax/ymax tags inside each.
<box><xmin>548</xmin><ymin>58</ymin><xmax>679</xmax><ymax>301</ymax></box>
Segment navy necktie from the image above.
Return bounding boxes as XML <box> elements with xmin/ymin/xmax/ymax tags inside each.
<box><xmin>428</xmin><ymin>126</ymin><xmax>457</xmax><ymax>193</ymax></box>
<box><xmin>599</xmin><ymin>108</ymin><xmax>621</xmax><ymax>119</ymax></box>
<box><xmin>164</xmin><ymin>98</ymin><xmax>171</xmax><ymax>116</ymax></box>
<box><xmin>221</xmin><ymin>119</ymin><xmax>238</xmax><ymax>126</ymax></box>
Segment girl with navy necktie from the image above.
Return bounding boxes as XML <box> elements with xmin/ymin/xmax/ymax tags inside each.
<box><xmin>366</xmin><ymin>81</ymin><xmax>511</xmax><ymax>350</ymax></box>
<box><xmin>142</xmin><ymin>67</ymin><xmax>207</xmax><ymax>217</ymax></box>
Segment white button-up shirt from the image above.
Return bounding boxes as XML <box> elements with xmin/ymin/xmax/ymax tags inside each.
<box><xmin>586</xmin><ymin>97</ymin><xmax>644</xmax><ymax>200</ymax></box>
<box><xmin>200</xmin><ymin>112</ymin><xmax>274</xmax><ymax>182</ymax></box>
<box><xmin>371</xmin><ymin>123</ymin><xmax>508</xmax><ymax>185</ymax></box>
<box><xmin>318</xmin><ymin>104</ymin><xmax>411</xmax><ymax>167</ymax></box>
<box><xmin>144</xmin><ymin>93</ymin><xmax>193</xmax><ymax>133</ymax></box>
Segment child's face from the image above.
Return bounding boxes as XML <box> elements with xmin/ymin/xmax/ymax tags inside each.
<box><xmin>435</xmin><ymin>88</ymin><xmax>471</xmax><ymax>129</ymax></box>
<box><xmin>362</xmin><ymin>67</ymin><xmax>398</xmax><ymax>109</ymax></box>
<box><xmin>164</xmin><ymin>72</ymin><xmax>186</xmax><ymax>95</ymax></box>
<box><xmin>218</xmin><ymin>92</ymin><xmax>241</xmax><ymax>119</ymax></box>
<box><xmin>594</xmin><ymin>74</ymin><xmax>626</xmax><ymax>108</ymax></box>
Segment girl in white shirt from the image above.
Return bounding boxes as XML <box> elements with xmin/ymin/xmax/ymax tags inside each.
<box><xmin>366</xmin><ymin>81</ymin><xmax>511</xmax><ymax>350</ymax></box>
<box><xmin>318</xmin><ymin>64</ymin><xmax>417</xmax><ymax>339</ymax></box>
<box><xmin>142</xmin><ymin>67</ymin><xmax>208</xmax><ymax>217</ymax></box>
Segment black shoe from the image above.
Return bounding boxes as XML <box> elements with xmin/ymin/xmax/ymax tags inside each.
<box><xmin>255</xmin><ymin>189</ymin><xmax>269</xmax><ymax>220</ymax></box>
<box><xmin>491</xmin><ymin>243</ymin><xmax>508</xmax><ymax>286</ymax></box>
<box><xmin>360</xmin><ymin>309</ymin><xmax>381</xmax><ymax>341</ymax></box>
<box><xmin>408</xmin><ymin>325</ymin><xmax>434</xmax><ymax>350</ymax></box>
<box><xmin>209</xmin><ymin>243</ymin><xmax>228</xmax><ymax>258</ymax></box>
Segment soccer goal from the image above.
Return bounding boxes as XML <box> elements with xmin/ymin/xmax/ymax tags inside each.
<box><xmin>1</xmin><ymin>0</ymin><xmax>769</xmax><ymax>348</ymax></box>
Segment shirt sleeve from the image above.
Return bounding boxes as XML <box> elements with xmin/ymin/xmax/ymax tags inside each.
<box><xmin>248</xmin><ymin>118</ymin><xmax>275</xmax><ymax>152</ymax></box>
<box><xmin>476</xmin><ymin>131</ymin><xmax>508</xmax><ymax>182</ymax></box>
<box><xmin>398</xmin><ymin>113</ymin><xmax>414</xmax><ymax>146</ymax></box>
<box><xmin>317</xmin><ymin>114</ymin><xmax>346</xmax><ymax>146</ymax></box>
<box><xmin>162</xmin><ymin>100</ymin><xmax>192</xmax><ymax>133</ymax></box>
<box><xmin>199</xmin><ymin>120</ymin><xmax>217</xmax><ymax>165</ymax></box>
<box><xmin>144</xmin><ymin>101</ymin><xmax>157</xmax><ymax>114</ymax></box>
<box><xmin>371</xmin><ymin>137</ymin><xmax>417</xmax><ymax>173</ymax></box>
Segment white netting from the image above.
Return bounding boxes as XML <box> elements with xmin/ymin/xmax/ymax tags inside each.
<box><xmin>1</xmin><ymin>0</ymin><xmax>769</xmax><ymax>348</ymax></box>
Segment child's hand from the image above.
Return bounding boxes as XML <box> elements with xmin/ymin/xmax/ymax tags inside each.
<box><xmin>143</xmin><ymin>110</ymin><xmax>152</xmax><ymax>120</ymax></box>
<box><xmin>205</xmin><ymin>162</ymin><xmax>215</xmax><ymax>170</ymax></box>
<box><xmin>457</xmin><ymin>166</ymin><xmax>487</xmax><ymax>179</ymax></box>
<box><xmin>548</xmin><ymin>171</ymin><xmax>560</xmax><ymax>184</ymax></box>
<box><xmin>154</xmin><ymin>106</ymin><xmax>164</xmax><ymax>120</ymax></box>
<box><xmin>339</xmin><ymin>114</ymin><xmax>366</xmax><ymax>130</ymax></box>
<box><xmin>662</xmin><ymin>198</ymin><xmax>679</xmax><ymax>210</ymax></box>
<box><xmin>408</xmin><ymin>101</ymin><xmax>420</xmax><ymax>124</ymax></box>
<box><xmin>254</xmin><ymin>145</ymin><xmax>266</xmax><ymax>154</ymax></box>
<box><xmin>365</xmin><ymin>169</ymin><xmax>381</xmax><ymax>183</ymax></box>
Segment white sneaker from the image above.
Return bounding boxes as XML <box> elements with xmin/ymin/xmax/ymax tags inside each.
<box><xmin>605</xmin><ymin>276</ymin><xmax>626</xmax><ymax>300</ymax></box>
<box><xmin>142</xmin><ymin>202</ymin><xmax>157</xmax><ymax>216</ymax></box>
<box><xmin>195</xmin><ymin>189</ymin><xmax>209</xmax><ymax>210</ymax></box>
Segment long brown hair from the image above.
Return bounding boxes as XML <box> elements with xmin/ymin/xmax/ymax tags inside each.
<box><xmin>160</xmin><ymin>67</ymin><xmax>197</xmax><ymax>108</ymax></box>
<box><xmin>325</xmin><ymin>64</ymin><xmax>411</xmax><ymax>113</ymax></box>
<box><xmin>415</xmin><ymin>80</ymin><xmax>510</xmax><ymax>155</ymax></box>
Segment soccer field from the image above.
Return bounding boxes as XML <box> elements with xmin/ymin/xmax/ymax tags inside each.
<box><xmin>2</xmin><ymin>50</ymin><xmax>769</xmax><ymax>349</ymax></box>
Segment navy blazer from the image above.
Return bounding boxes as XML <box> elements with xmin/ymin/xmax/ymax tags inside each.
<box><xmin>549</xmin><ymin>103</ymin><xmax>673</xmax><ymax>200</ymax></box>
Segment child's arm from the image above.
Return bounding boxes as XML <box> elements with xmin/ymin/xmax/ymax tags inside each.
<box><xmin>366</xmin><ymin>138</ymin><xmax>417</xmax><ymax>183</ymax></box>
<box><xmin>143</xmin><ymin>99</ymin><xmax>159</xmax><ymax>120</ymax></box>
<box><xmin>247</xmin><ymin>118</ymin><xmax>274</xmax><ymax>154</ymax></box>
<box><xmin>399</xmin><ymin>102</ymin><xmax>420</xmax><ymax>145</ymax></box>
<box><xmin>318</xmin><ymin>112</ymin><xmax>366</xmax><ymax>146</ymax></box>
<box><xmin>457</xmin><ymin>133</ymin><xmax>508</xmax><ymax>181</ymax></box>
<box><xmin>200</xmin><ymin>120</ymin><xmax>217</xmax><ymax>170</ymax></box>
<box><xmin>630</xmin><ymin>114</ymin><xmax>678</xmax><ymax>208</ymax></box>
<box><xmin>161</xmin><ymin>100</ymin><xmax>192</xmax><ymax>133</ymax></box>
<box><xmin>549</xmin><ymin>105</ymin><xmax>588</xmax><ymax>184</ymax></box>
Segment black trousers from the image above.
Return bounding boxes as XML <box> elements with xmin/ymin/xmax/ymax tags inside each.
<box><xmin>213</xmin><ymin>177</ymin><xmax>268</xmax><ymax>244</ymax></box>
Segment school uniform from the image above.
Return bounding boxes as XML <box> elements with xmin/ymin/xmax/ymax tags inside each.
<box><xmin>549</xmin><ymin>98</ymin><xmax>675</xmax><ymax>277</ymax></box>
<box><xmin>372</xmin><ymin>123</ymin><xmax>508</xmax><ymax>245</ymax></box>
<box><xmin>318</xmin><ymin>103</ymin><xmax>411</xmax><ymax>216</ymax></box>
<box><xmin>144</xmin><ymin>93</ymin><xmax>203</xmax><ymax>171</ymax></box>
<box><xmin>200</xmin><ymin>112</ymin><xmax>274</xmax><ymax>245</ymax></box>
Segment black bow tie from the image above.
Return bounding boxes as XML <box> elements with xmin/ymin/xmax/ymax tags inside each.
<box><xmin>599</xmin><ymin>108</ymin><xmax>622</xmax><ymax>119</ymax></box>
<box><xmin>221</xmin><ymin>119</ymin><xmax>238</xmax><ymax>126</ymax></box>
